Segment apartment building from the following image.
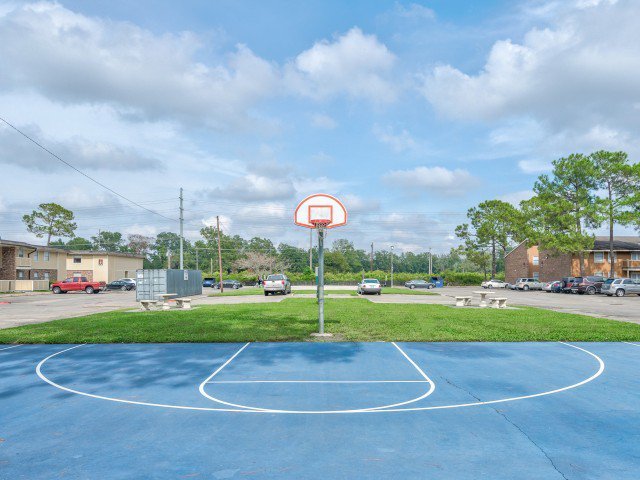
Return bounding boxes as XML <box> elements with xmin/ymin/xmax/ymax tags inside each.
<box><xmin>505</xmin><ymin>236</ymin><xmax>640</xmax><ymax>283</ymax></box>
<box><xmin>0</xmin><ymin>239</ymin><xmax>143</xmax><ymax>290</ymax></box>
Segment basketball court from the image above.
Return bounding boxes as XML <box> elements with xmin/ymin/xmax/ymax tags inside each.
<box><xmin>2</xmin><ymin>341</ymin><xmax>639</xmax><ymax>478</ymax></box>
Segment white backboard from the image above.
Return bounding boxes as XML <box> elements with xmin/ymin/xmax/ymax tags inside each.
<box><xmin>294</xmin><ymin>193</ymin><xmax>348</xmax><ymax>229</ymax></box>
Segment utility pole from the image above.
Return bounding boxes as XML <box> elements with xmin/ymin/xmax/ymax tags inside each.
<box><xmin>179</xmin><ymin>187</ymin><xmax>184</xmax><ymax>270</ymax></box>
<box><xmin>167</xmin><ymin>250</ymin><xmax>171</xmax><ymax>269</ymax></box>
<box><xmin>216</xmin><ymin>215</ymin><xmax>224</xmax><ymax>293</ymax></box>
<box><xmin>429</xmin><ymin>247</ymin><xmax>433</xmax><ymax>275</ymax></box>
<box><xmin>97</xmin><ymin>229</ymin><xmax>101</xmax><ymax>251</ymax></box>
<box><xmin>370</xmin><ymin>242</ymin><xmax>374</xmax><ymax>272</ymax></box>
<box><xmin>195</xmin><ymin>248</ymin><xmax>199</xmax><ymax>271</ymax></box>
<box><xmin>390</xmin><ymin>245</ymin><xmax>394</xmax><ymax>288</ymax></box>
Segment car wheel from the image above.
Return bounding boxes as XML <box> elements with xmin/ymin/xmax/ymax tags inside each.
<box><xmin>615</xmin><ymin>289</ymin><xmax>625</xmax><ymax>297</ymax></box>
<box><xmin>586</xmin><ymin>286</ymin><xmax>596</xmax><ymax>295</ymax></box>
<box><xmin>121</xmin><ymin>286</ymin><xmax>127</xmax><ymax>291</ymax></box>
<box><xmin>264</xmin><ymin>292</ymin><xmax>269</xmax><ymax>296</ymax></box>
<box><xmin>234</xmin><ymin>285</ymin><xmax>239</xmax><ymax>289</ymax></box>
<box><xmin>85</xmin><ymin>286</ymin><xmax>94</xmax><ymax>294</ymax></box>
<box><xmin>410</xmin><ymin>285</ymin><xmax>415</xmax><ymax>289</ymax></box>
<box><xmin>488</xmin><ymin>285</ymin><xmax>493</xmax><ymax>289</ymax></box>
<box><xmin>52</xmin><ymin>286</ymin><xmax>61</xmax><ymax>294</ymax></box>
<box><xmin>523</xmin><ymin>285</ymin><xmax>529</xmax><ymax>291</ymax></box>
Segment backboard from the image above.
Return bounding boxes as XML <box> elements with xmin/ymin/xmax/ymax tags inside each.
<box><xmin>294</xmin><ymin>193</ymin><xmax>348</xmax><ymax>229</ymax></box>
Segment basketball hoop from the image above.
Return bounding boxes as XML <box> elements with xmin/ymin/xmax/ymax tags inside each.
<box><xmin>294</xmin><ymin>194</ymin><xmax>348</xmax><ymax>336</ymax></box>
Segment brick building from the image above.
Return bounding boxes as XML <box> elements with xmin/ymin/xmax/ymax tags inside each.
<box><xmin>505</xmin><ymin>236</ymin><xmax>640</xmax><ymax>283</ymax></box>
<box><xmin>0</xmin><ymin>239</ymin><xmax>143</xmax><ymax>291</ymax></box>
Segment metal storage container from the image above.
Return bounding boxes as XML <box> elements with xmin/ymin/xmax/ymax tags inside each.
<box><xmin>135</xmin><ymin>269</ymin><xmax>202</xmax><ymax>301</ymax></box>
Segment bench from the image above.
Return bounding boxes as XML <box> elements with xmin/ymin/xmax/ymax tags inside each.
<box><xmin>489</xmin><ymin>297</ymin><xmax>508</xmax><ymax>309</ymax></box>
<box><xmin>455</xmin><ymin>296</ymin><xmax>472</xmax><ymax>307</ymax></box>
<box><xmin>175</xmin><ymin>298</ymin><xmax>192</xmax><ymax>309</ymax></box>
<box><xmin>156</xmin><ymin>293</ymin><xmax>176</xmax><ymax>311</ymax></box>
<box><xmin>140</xmin><ymin>300</ymin><xmax>156</xmax><ymax>311</ymax></box>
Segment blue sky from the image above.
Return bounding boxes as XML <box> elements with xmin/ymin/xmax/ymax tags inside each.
<box><xmin>1</xmin><ymin>0</ymin><xmax>638</xmax><ymax>252</ymax></box>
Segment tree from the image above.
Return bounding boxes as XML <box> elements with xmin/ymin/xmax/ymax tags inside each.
<box><xmin>22</xmin><ymin>203</ymin><xmax>77</xmax><ymax>245</ymax></box>
<box><xmin>521</xmin><ymin>154</ymin><xmax>600</xmax><ymax>276</ymax></box>
<box><xmin>455</xmin><ymin>245</ymin><xmax>492</xmax><ymax>278</ymax></box>
<box><xmin>455</xmin><ymin>200</ymin><xmax>523</xmax><ymax>278</ymax></box>
<box><xmin>91</xmin><ymin>231</ymin><xmax>124</xmax><ymax>251</ymax></box>
<box><xmin>234</xmin><ymin>251</ymin><xmax>289</xmax><ymax>279</ymax></box>
<box><xmin>591</xmin><ymin>151</ymin><xmax>640</xmax><ymax>277</ymax></box>
<box><xmin>127</xmin><ymin>234</ymin><xmax>155</xmax><ymax>256</ymax></box>
<box><xmin>66</xmin><ymin>237</ymin><xmax>92</xmax><ymax>251</ymax></box>
<box><xmin>200</xmin><ymin>226</ymin><xmax>245</xmax><ymax>273</ymax></box>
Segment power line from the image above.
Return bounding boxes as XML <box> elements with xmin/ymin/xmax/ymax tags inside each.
<box><xmin>0</xmin><ymin>116</ymin><xmax>177</xmax><ymax>221</ymax></box>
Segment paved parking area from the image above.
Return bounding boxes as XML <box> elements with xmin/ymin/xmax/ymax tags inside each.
<box><xmin>1</xmin><ymin>285</ymin><xmax>639</xmax><ymax>329</ymax></box>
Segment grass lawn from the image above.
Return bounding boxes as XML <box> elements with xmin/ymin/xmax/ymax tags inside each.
<box><xmin>207</xmin><ymin>288</ymin><xmax>263</xmax><ymax>297</ymax></box>
<box><xmin>294</xmin><ymin>290</ymin><xmax>357</xmax><ymax>296</ymax></box>
<box><xmin>293</xmin><ymin>287</ymin><xmax>436</xmax><ymax>296</ymax></box>
<box><xmin>1</xmin><ymin>298</ymin><xmax>640</xmax><ymax>344</ymax></box>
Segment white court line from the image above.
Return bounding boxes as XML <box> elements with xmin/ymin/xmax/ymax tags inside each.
<box><xmin>36</xmin><ymin>342</ymin><xmax>606</xmax><ymax>415</ymax></box>
<box><xmin>623</xmin><ymin>342</ymin><xmax>640</xmax><ymax>347</ymax></box>
<box><xmin>0</xmin><ymin>344</ymin><xmax>22</xmax><ymax>351</ymax></box>
<box><xmin>209</xmin><ymin>380</ymin><xmax>429</xmax><ymax>384</ymax></box>
<box><xmin>198</xmin><ymin>342</ymin><xmax>436</xmax><ymax>413</ymax></box>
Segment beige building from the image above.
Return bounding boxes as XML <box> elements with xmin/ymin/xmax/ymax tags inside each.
<box><xmin>0</xmin><ymin>239</ymin><xmax>143</xmax><ymax>290</ymax></box>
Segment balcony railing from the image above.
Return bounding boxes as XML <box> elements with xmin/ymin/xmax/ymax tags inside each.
<box><xmin>622</xmin><ymin>259</ymin><xmax>640</xmax><ymax>270</ymax></box>
<box><xmin>15</xmin><ymin>257</ymin><xmax>32</xmax><ymax>269</ymax></box>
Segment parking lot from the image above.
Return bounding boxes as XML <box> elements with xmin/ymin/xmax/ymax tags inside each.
<box><xmin>1</xmin><ymin>285</ymin><xmax>640</xmax><ymax>329</ymax></box>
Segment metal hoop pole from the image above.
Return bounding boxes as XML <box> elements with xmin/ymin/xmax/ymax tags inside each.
<box><xmin>317</xmin><ymin>224</ymin><xmax>325</xmax><ymax>334</ymax></box>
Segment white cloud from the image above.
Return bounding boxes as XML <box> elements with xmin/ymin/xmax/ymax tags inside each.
<box><xmin>518</xmin><ymin>159</ymin><xmax>551</xmax><ymax>174</ymax></box>
<box><xmin>373</xmin><ymin>124</ymin><xmax>418</xmax><ymax>153</ymax></box>
<box><xmin>203</xmin><ymin>174</ymin><xmax>296</xmax><ymax>202</ymax></box>
<box><xmin>394</xmin><ymin>3</ymin><xmax>436</xmax><ymax>20</ymax></box>
<box><xmin>310</xmin><ymin>113</ymin><xmax>338</xmax><ymax>129</ymax></box>
<box><xmin>383</xmin><ymin>166</ymin><xmax>478</xmax><ymax>195</ymax></box>
<box><xmin>285</xmin><ymin>28</ymin><xmax>397</xmax><ymax>104</ymax></box>
<box><xmin>498</xmin><ymin>189</ymin><xmax>535</xmax><ymax>205</ymax></box>
<box><xmin>420</xmin><ymin>0</ymin><xmax>640</xmax><ymax>131</ymax></box>
<box><xmin>0</xmin><ymin>2</ymin><xmax>278</xmax><ymax>130</ymax></box>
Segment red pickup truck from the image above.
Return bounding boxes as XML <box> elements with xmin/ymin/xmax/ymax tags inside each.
<box><xmin>51</xmin><ymin>277</ymin><xmax>105</xmax><ymax>294</ymax></box>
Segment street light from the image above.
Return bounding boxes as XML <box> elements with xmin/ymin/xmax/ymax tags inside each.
<box><xmin>390</xmin><ymin>245</ymin><xmax>394</xmax><ymax>288</ymax></box>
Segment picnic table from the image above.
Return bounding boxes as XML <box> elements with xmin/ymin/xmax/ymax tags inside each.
<box><xmin>473</xmin><ymin>291</ymin><xmax>495</xmax><ymax>308</ymax></box>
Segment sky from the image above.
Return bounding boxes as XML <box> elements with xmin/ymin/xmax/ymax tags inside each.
<box><xmin>1</xmin><ymin>0</ymin><xmax>639</xmax><ymax>253</ymax></box>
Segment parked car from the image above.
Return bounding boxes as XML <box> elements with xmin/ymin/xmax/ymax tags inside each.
<box><xmin>358</xmin><ymin>278</ymin><xmax>382</xmax><ymax>295</ymax></box>
<box><xmin>561</xmin><ymin>277</ymin><xmax>576</xmax><ymax>293</ymax></box>
<box><xmin>203</xmin><ymin>277</ymin><xmax>216</xmax><ymax>288</ymax></box>
<box><xmin>516</xmin><ymin>278</ymin><xmax>544</xmax><ymax>290</ymax></box>
<box><xmin>543</xmin><ymin>281</ymin><xmax>563</xmax><ymax>293</ymax></box>
<box><xmin>51</xmin><ymin>277</ymin><xmax>105</xmax><ymax>294</ymax></box>
<box><xmin>215</xmin><ymin>279</ymin><xmax>243</xmax><ymax>290</ymax></box>
<box><xmin>572</xmin><ymin>276</ymin><xmax>607</xmax><ymax>295</ymax></box>
<box><xmin>601</xmin><ymin>278</ymin><xmax>640</xmax><ymax>297</ymax></box>
<box><xmin>509</xmin><ymin>279</ymin><xmax>523</xmax><ymax>290</ymax></box>
<box><xmin>405</xmin><ymin>279</ymin><xmax>435</xmax><ymax>289</ymax></box>
<box><xmin>105</xmin><ymin>279</ymin><xmax>136</xmax><ymax>291</ymax></box>
<box><xmin>481</xmin><ymin>279</ymin><xmax>508</xmax><ymax>289</ymax></box>
<box><xmin>263</xmin><ymin>274</ymin><xmax>291</xmax><ymax>295</ymax></box>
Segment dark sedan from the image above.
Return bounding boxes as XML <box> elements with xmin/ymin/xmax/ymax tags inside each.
<box><xmin>203</xmin><ymin>277</ymin><xmax>216</xmax><ymax>288</ymax></box>
<box><xmin>404</xmin><ymin>279</ymin><xmax>435</xmax><ymax>289</ymax></box>
<box><xmin>105</xmin><ymin>279</ymin><xmax>136</xmax><ymax>291</ymax></box>
<box><xmin>214</xmin><ymin>279</ymin><xmax>243</xmax><ymax>290</ymax></box>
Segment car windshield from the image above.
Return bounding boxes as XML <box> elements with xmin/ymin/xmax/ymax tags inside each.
<box><xmin>364</xmin><ymin>279</ymin><xmax>379</xmax><ymax>283</ymax></box>
<box><xmin>203</xmin><ymin>278</ymin><xmax>214</xmax><ymax>281</ymax></box>
<box><xmin>603</xmin><ymin>279</ymin><xmax>614</xmax><ymax>286</ymax></box>
<box><xmin>267</xmin><ymin>275</ymin><xmax>284</xmax><ymax>281</ymax></box>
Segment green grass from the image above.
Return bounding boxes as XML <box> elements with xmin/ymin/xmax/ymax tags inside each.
<box><xmin>293</xmin><ymin>290</ymin><xmax>357</xmax><ymax>296</ymax></box>
<box><xmin>1</xmin><ymin>298</ymin><xmax>639</xmax><ymax>343</ymax></box>
<box><xmin>207</xmin><ymin>288</ymin><xmax>263</xmax><ymax>297</ymax></box>
<box><xmin>293</xmin><ymin>287</ymin><xmax>436</xmax><ymax>296</ymax></box>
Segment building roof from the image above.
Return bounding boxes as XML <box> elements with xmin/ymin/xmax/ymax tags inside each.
<box><xmin>593</xmin><ymin>236</ymin><xmax>640</xmax><ymax>251</ymax></box>
<box><xmin>0</xmin><ymin>239</ymin><xmax>144</xmax><ymax>258</ymax></box>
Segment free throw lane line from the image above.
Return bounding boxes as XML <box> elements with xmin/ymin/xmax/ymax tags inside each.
<box><xmin>199</xmin><ymin>342</ymin><xmax>435</xmax><ymax>413</ymax></box>
<box><xmin>0</xmin><ymin>344</ymin><xmax>22</xmax><ymax>351</ymax></box>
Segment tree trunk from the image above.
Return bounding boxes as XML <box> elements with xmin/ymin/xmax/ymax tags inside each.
<box><xmin>578</xmin><ymin>252</ymin><xmax>585</xmax><ymax>277</ymax></box>
<box><xmin>576</xmin><ymin>209</ymin><xmax>584</xmax><ymax>276</ymax></box>
<box><xmin>46</xmin><ymin>230</ymin><xmax>52</xmax><ymax>246</ymax></box>
<box><xmin>491</xmin><ymin>240</ymin><xmax>496</xmax><ymax>278</ymax></box>
<box><xmin>608</xmin><ymin>185</ymin><xmax>615</xmax><ymax>278</ymax></box>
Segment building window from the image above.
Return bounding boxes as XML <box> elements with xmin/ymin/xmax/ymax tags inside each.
<box><xmin>594</xmin><ymin>252</ymin><xmax>605</xmax><ymax>263</ymax></box>
<box><xmin>18</xmin><ymin>248</ymin><xmax>24</xmax><ymax>258</ymax></box>
<box><xmin>17</xmin><ymin>271</ymin><xmax>24</xmax><ymax>279</ymax></box>
<box><xmin>33</xmin><ymin>250</ymin><xmax>39</xmax><ymax>262</ymax></box>
<box><xmin>73</xmin><ymin>272</ymin><xmax>82</xmax><ymax>278</ymax></box>
<box><xmin>73</xmin><ymin>256</ymin><xmax>82</xmax><ymax>264</ymax></box>
<box><xmin>33</xmin><ymin>272</ymin><xmax>39</xmax><ymax>279</ymax></box>
<box><xmin>532</xmin><ymin>256</ymin><xmax>539</xmax><ymax>266</ymax></box>
<box><xmin>632</xmin><ymin>252</ymin><xmax>640</xmax><ymax>261</ymax></box>
<box><xmin>533</xmin><ymin>272</ymin><xmax>539</xmax><ymax>280</ymax></box>
<box><xmin>594</xmin><ymin>271</ymin><xmax>604</xmax><ymax>277</ymax></box>
<box><xmin>44</xmin><ymin>272</ymin><xmax>50</xmax><ymax>280</ymax></box>
<box><xmin>44</xmin><ymin>251</ymin><xmax>50</xmax><ymax>261</ymax></box>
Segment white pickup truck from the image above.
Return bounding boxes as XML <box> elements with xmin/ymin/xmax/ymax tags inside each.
<box><xmin>264</xmin><ymin>274</ymin><xmax>292</xmax><ymax>296</ymax></box>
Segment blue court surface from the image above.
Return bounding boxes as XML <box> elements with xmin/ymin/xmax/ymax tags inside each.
<box><xmin>1</xmin><ymin>341</ymin><xmax>639</xmax><ymax>479</ymax></box>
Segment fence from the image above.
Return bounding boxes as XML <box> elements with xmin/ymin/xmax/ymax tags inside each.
<box><xmin>0</xmin><ymin>280</ymin><xmax>50</xmax><ymax>292</ymax></box>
